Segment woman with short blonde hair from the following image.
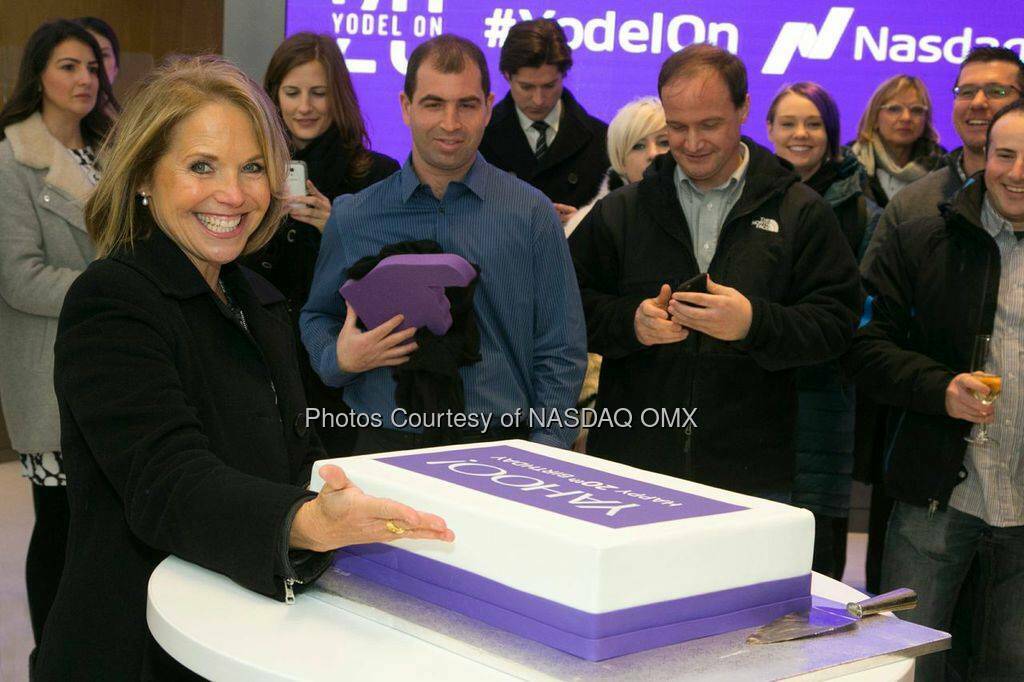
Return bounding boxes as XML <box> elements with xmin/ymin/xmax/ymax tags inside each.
<box><xmin>851</xmin><ymin>75</ymin><xmax>944</xmax><ymax>206</ymax></box>
<box><xmin>606</xmin><ymin>96</ymin><xmax>669</xmax><ymax>182</ymax></box>
<box><xmin>564</xmin><ymin>96</ymin><xmax>668</xmax><ymax>236</ymax></box>
<box><xmin>36</xmin><ymin>54</ymin><xmax>451</xmax><ymax>679</ymax></box>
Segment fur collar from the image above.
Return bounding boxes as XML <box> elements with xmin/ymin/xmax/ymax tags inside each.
<box><xmin>5</xmin><ymin>112</ymin><xmax>93</xmax><ymax>202</ymax></box>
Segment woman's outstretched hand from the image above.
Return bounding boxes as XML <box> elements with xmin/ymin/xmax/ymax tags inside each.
<box><xmin>289</xmin><ymin>464</ymin><xmax>454</xmax><ymax>552</ymax></box>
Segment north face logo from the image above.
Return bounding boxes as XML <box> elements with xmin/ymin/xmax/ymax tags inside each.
<box><xmin>752</xmin><ymin>217</ymin><xmax>780</xmax><ymax>233</ymax></box>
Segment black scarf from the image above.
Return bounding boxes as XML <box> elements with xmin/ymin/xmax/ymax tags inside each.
<box><xmin>345</xmin><ymin>241</ymin><xmax>482</xmax><ymax>441</ymax></box>
<box><xmin>806</xmin><ymin>159</ymin><xmax>839</xmax><ymax>197</ymax></box>
<box><xmin>293</xmin><ymin>125</ymin><xmax>357</xmax><ymax>200</ymax></box>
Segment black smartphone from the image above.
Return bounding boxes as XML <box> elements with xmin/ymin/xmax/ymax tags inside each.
<box><xmin>675</xmin><ymin>273</ymin><xmax>708</xmax><ymax>294</ymax></box>
<box><xmin>674</xmin><ymin>273</ymin><xmax>707</xmax><ymax>309</ymax></box>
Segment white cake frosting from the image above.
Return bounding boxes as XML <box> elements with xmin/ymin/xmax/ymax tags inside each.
<box><xmin>311</xmin><ymin>440</ymin><xmax>813</xmax><ymax>615</ymax></box>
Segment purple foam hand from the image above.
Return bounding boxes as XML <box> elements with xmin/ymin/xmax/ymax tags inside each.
<box><xmin>339</xmin><ymin>254</ymin><xmax>477</xmax><ymax>335</ymax></box>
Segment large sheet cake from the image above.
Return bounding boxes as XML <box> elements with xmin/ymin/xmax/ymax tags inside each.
<box><xmin>311</xmin><ymin>440</ymin><xmax>813</xmax><ymax>660</ymax></box>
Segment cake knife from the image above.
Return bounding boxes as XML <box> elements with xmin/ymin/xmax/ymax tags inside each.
<box><xmin>746</xmin><ymin>588</ymin><xmax>918</xmax><ymax>644</ymax></box>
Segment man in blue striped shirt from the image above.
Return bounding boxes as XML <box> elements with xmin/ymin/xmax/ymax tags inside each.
<box><xmin>300</xmin><ymin>35</ymin><xmax>586</xmax><ymax>452</ymax></box>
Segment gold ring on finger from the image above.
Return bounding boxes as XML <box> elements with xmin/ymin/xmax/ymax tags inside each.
<box><xmin>385</xmin><ymin>520</ymin><xmax>406</xmax><ymax>535</ymax></box>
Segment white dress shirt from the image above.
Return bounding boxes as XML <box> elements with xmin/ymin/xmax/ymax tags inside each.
<box><xmin>516</xmin><ymin>100</ymin><xmax>561</xmax><ymax>152</ymax></box>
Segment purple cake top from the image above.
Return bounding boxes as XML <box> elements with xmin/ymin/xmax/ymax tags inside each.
<box><xmin>339</xmin><ymin>253</ymin><xmax>476</xmax><ymax>335</ymax></box>
<box><xmin>377</xmin><ymin>445</ymin><xmax>748</xmax><ymax>528</ymax></box>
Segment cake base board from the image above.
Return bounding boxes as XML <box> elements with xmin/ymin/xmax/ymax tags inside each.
<box><xmin>312</xmin><ymin>567</ymin><xmax>949</xmax><ymax>680</ymax></box>
<box><xmin>334</xmin><ymin>548</ymin><xmax>809</xmax><ymax>660</ymax></box>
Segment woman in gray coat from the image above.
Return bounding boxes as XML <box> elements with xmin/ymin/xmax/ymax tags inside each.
<box><xmin>0</xmin><ymin>19</ymin><xmax>116</xmax><ymax>648</ymax></box>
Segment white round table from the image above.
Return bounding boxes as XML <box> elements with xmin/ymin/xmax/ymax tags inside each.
<box><xmin>148</xmin><ymin>556</ymin><xmax>914</xmax><ymax>681</ymax></box>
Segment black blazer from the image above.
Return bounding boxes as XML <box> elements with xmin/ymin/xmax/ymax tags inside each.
<box><xmin>36</xmin><ymin>228</ymin><xmax>330</xmax><ymax>680</ymax></box>
<box><xmin>480</xmin><ymin>88</ymin><xmax>608</xmax><ymax>208</ymax></box>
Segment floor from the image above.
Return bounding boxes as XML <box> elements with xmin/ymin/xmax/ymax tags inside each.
<box><xmin>0</xmin><ymin>461</ymin><xmax>33</xmax><ymax>682</ymax></box>
<box><xmin>0</xmin><ymin>459</ymin><xmax>870</xmax><ymax>682</ymax></box>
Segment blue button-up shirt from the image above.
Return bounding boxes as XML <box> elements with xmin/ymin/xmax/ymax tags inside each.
<box><xmin>300</xmin><ymin>153</ymin><xmax>586</xmax><ymax>448</ymax></box>
<box><xmin>674</xmin><ymin>143</ymin><xmax>749</xmax><ymax>272</ymax></box>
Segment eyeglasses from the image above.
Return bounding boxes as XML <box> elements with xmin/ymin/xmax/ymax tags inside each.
<box><xmin>880</xmin><ymin>104</ymin><xmax>929</xmax><ymax>118</ymax></box>
<box><xmin>953</xmin><ymin>84</ymin><xmax>1021</xmax><ymax>100</ymax></box>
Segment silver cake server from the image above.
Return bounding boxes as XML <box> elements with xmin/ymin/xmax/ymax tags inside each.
<box><xmin>747</xmin><ymin>588</ymin><xmax>918</xmax><ymax>644</ymax></box>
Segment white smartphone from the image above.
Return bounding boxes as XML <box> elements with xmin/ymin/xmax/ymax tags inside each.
<box><xmin>286</xmin><ymin>160</ymin><xmax>308</xmax><ymax>197</ymax></box>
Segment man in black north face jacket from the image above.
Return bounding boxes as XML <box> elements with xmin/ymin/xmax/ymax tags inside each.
<box><xmin>569</xmin><ymin>45</ymin><xmax>861</xmax><ymax>497</ymax></box>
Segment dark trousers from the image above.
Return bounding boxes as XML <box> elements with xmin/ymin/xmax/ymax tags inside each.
<box><xmin>26</xmin><ymin>484</ymin><xmax>69</xmax><ymax>645</ymax></box>
<box><xmin>811</xmin><ymin>514</ymin><xmax>849</xmax><ymax>580</ymax></box>
<box><xmin>866</xmin><ymin>482</ymin><xmax>893</xmax><ymax>594</ymax></box>
<box><xmin>882</xmin><ymin>502</ymin><xmax>1024</xmax><ymax>681</ymax></box>
<box><xmin>353</xmin><ymin>426</ymin><xmax>528</xmax><ymax>455</ymax></box>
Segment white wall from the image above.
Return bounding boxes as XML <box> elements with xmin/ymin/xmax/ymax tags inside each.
<box><xmin>223</xmin><ymin>0</ymin><xmax>286</xmax><ymax>83</ymax></box>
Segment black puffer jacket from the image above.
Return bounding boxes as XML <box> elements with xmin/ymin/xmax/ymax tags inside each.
<box><xmin>569</xmin><ymin>141</ymin><xmax>861</xmax><ymax>494</ymax></box>
<box><xmin>845</xmin><ymin>176</ymin><xmax>998</xmax><ymax>509</ymax></box>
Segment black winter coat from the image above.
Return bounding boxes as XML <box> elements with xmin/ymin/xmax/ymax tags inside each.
<box><xmin>36</xmin><ymin>228</ymin><xmax>331</xmax><ymax>680</ymax></box>
<box><xmin>245</xmin><ymin>127</ymin><xmax>399</xmax><ymax>453</ymax></box>
<box><xmin>480</xmin><ymin>89</ymin><xmax>608</xmax><ymax>209</ymax></box>
<box><xmin>845</xmin><ymin>176</ymin><xmax>999</xmax><ymax>509</ymax></box>
<box><xmin>569</xmin><ymin>142</ymin><xmax>861</xmax><ymax>494</ymax></box>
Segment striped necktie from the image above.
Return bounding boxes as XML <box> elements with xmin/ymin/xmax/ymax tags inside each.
<box><xmin>532</xmin><ymin>120</ymin><xmax>549</xmax><ymax>158</ymax></box>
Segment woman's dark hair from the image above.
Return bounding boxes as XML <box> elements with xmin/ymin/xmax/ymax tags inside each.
<box><xmin>0</xmin><ymin>19</ymin><xmax>117</xmax><ymax>144</ymax></box>
<box><xmin>75</xmin><ymin>16</ymin><xmax>120</xmax><ymax>67</ymax></box>
<box><xmin>264</xmin><ymin>32</ymin><xmax>373</xmax><ymax>178</ymax></box>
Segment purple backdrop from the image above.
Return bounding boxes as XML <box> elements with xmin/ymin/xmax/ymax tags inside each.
<box><xmin>286</xmin><ymin>1</ymin><xmax>1022</xmax><ymax>162</ymax></box>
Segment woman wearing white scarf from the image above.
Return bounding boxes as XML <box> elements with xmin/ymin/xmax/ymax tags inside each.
<box><xmin>851</xmin><ymin>75</ymin><xmax>945</xmax><ymax>207</ymax></box>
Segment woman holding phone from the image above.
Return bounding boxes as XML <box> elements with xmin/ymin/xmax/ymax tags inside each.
<box><xmin>250</xmin><ymin>32</ymin><xmax>399</xmax><ymax>454</ymax></box>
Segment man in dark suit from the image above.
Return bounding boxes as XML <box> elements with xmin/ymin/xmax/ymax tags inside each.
<box><xmin>480</xmin><ymin>19</ymin><xmax>608</xmax><ymax>224</ymax></box>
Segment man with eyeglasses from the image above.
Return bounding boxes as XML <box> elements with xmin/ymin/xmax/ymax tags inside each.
<box><xmin>855</xmin><ymin>51</ymin><xmax>1022</xmax><ymax>672</ymax></box>
<box><xmin>862</xmin><ymin>47</ymin><xmax>1023</xmax><ymax>272</ymax></box>
<box><xmin>848</xmin><ymin>98</ymin><xmax>1024</xmax><ymax>681</ymax></box>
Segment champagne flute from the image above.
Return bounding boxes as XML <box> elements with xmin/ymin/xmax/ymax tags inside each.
<box><xmin>965</xmin><ymin>334</ymin><xmax>1001</xmax><ymax>446</ymax></box>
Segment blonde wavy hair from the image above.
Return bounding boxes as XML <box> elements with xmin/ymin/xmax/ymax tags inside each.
<box><xmin>86</xmin><ymin>54</ymin><xmax>290</xmax><ymax>258</ymax></box>
<box><xmin>855</xmin><ymin>74</ymin><xmax>940</xmax><ymax>147</ymax></box>
<box><xmin>607</xmin><ymin>97</ymin><xmax>667</xmax><ymax>179</ymax></box>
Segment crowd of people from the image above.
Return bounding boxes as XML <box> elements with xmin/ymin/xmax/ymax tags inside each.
<box><xmin>0</xmin><ymin>15</ymin><xmax>1021</xmax><ymax>681</ymax></box>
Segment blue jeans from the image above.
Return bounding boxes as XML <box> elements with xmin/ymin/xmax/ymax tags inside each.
<box><xmin>882</xmin><ymin>502</ymin><xmax>1024</xmax><ymax>681</ymax></box>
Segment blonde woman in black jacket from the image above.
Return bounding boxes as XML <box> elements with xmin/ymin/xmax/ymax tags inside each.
<box><xmin>36</xmin><ymin>55</ymin><xmax>451</xmax><ymax>681</ymax></box>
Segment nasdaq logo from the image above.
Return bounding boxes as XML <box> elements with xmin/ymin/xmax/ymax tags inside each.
<box><xmin>763</xmin><ymin>7</ymin><xmax>1023</xmax><ymax>75</ymax></box>
<box><xmin>762</xmin><ymin>7</ymin><xmax>854</xmax><ymax>75</ymax></box>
